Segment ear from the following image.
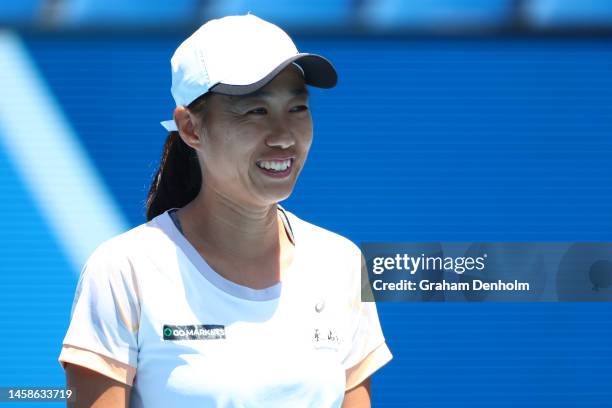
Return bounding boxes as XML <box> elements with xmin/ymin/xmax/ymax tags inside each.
<box><xmin>174</xmin><ymin>106</ymin><xmax>202</xmax><ymax>149</ymax></box>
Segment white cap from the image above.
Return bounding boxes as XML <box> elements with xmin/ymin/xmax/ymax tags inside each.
<box><xmin>161</xmin><ymin>14</ymin><xmax>337</xmax><ymax>131</ymax></box>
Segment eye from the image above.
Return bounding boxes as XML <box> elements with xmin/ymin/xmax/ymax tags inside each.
<box><xmin>290</xmin><ymin>105</ymin><xmax>308</xmax><ymax>113</ymax></box>
<box><xmin>247</xmin><ymin>107</ymin><xmax>267</xmax><ymax>115</ymax></box>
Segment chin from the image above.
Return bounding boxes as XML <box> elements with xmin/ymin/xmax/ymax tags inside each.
<box><xmin>259</xmin><ymin>188</ymin><xmax>294</xmax><ymax>205</ymax></box>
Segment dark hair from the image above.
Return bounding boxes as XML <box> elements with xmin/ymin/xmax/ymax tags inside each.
<box><xmin>145</xmin><ymin>95</ymin><xmax>208</xmax><ymax>221</ymax></box>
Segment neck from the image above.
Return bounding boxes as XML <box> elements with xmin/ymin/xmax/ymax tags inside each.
<box><xmin>177</xmin><ymin>188</ymin><xmax>289</xmax><ymax>260</ymax></box>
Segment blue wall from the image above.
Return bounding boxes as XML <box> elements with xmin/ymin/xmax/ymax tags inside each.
<box><xmin>2</xmin><ymin>34</ymin><xmax>611</xmax><ymax>406</ymax></box>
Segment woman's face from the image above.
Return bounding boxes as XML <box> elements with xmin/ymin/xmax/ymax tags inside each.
<box><xmin>195</xmin><ymin>65</ymin><xmax>313</xmax><ymax>207</ymax></box>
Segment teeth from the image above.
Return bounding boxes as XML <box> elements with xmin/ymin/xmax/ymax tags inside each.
<box><xmin>258</xmin><ymin>159</ymin><xmax>292</xmax><ymax>171</ymax></box>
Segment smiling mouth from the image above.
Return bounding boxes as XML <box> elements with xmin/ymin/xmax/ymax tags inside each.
<box><xmin>255</xmin><ymin>158</ymin><xmax>295</xmax><ymax>178</ymax></box>
<box><xmin>256</xmin><ymin>158</ymin><xmax>294</xmax><ymax>172</ymax></box>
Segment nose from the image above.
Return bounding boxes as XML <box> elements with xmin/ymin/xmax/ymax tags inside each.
<box><xmin>265</xmin><ymin>117</ymin><xmax>296</xmax><ymax>149</ymax></box>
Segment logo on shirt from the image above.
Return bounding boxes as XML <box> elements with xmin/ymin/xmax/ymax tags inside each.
<box><xmin>314</xmin><ymin>299</ymin><xmax>325</xmax><ymax>313</ymax></box>
<box><xmin>163</xmin><ymin>324</ymin><xmax>226</xmax><ymax>340</ymax></box>
<box><xmin>313</xmin><ymin>327</ymin><xmax>340</xmax><ymax>351</ymax></box>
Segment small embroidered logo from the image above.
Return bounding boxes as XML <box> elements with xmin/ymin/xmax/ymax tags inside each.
<box><xmin>313</xmin><ymin>327</ymin><xmax>340</xmax><ymax>350</ymax></box>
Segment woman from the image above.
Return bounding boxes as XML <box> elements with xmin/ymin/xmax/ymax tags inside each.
<box><xmin>59</xmin><ymin>14</ymin><xmax>392</xmax><ymax>407</ymax></box>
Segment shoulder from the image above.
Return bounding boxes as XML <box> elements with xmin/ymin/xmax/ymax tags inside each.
<box><xmin>282</xmin><ymin>208</ymin><xmax>365</xmax><ymax>307</ymax></box>
<box><xmin>81</xmin><ymin>215</ymin><xmax>169</xmax><ymax>275</ymax></box>
<box><xmin>283</xmin><ymin>208</ymin><xmax>361</xmax><ymax>261</ymax></box>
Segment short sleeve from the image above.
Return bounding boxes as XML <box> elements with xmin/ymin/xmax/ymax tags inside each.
<box><xmin>58</xmin><ymin>243</ymin><xmax>140</xmax><ymax>386</ymax></box>
<box><xmin>341</xmin><ymin>245</ymin><xmax>393</xmax><ymax>391</ymax></box>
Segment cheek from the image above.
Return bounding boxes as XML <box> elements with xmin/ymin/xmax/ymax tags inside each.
<box><xmin>202</xmin><ymin>123</ymin><xmax>255</xmax><ymax>157</ymax></box>
<box><xmin>199</xmin><ymin>137</ymin><xmax>239</xmax><ymax>177</ymax></box>
<box><xmin>302</xmin><ymin>136</ymin><xmax>313</xmax><ymax>157</ymax></box>
<box><xmin>296</xmin><ymin>117</ymin><xmax>314</xmax><ymax>150</ymax></box>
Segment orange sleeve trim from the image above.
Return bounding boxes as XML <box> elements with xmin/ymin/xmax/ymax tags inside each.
<box><xmin>58</xmin><ymin>345</ymin><xmax>136</xmax><ymax>386</ymax></box>
<box><xmin>345</xmin><ymin>342</ymin><xmax>393</xmax><ymax>391</ymax></box>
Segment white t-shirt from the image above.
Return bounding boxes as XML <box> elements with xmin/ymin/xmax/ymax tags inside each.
<box><xmin>59</xmin><ymin>206</ymin><xmax>392</xmax><ymax>407</ymax></box>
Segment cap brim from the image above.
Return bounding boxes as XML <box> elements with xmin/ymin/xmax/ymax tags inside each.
<box><xmin>209</xmin><ymin>53</ymin><xmax>337</xmax><ymax>96</ymax></box>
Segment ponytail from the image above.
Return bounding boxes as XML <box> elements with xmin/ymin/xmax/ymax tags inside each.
<box><xmin>145</xmin><ymin>131</ymin><xmax>201</xmax><ymax>221</ymax></box>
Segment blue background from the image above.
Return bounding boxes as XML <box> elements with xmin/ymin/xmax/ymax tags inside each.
<box><xmin>1</xmin><ymin>33</ymin><xmax>611</xmax><ymax>406</ymax></box>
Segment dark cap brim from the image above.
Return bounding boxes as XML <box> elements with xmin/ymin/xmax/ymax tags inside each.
<box><xmin>209</xmin><ymin>53</ymin><xmax>337</xmax><ymax>96</ymax></box>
